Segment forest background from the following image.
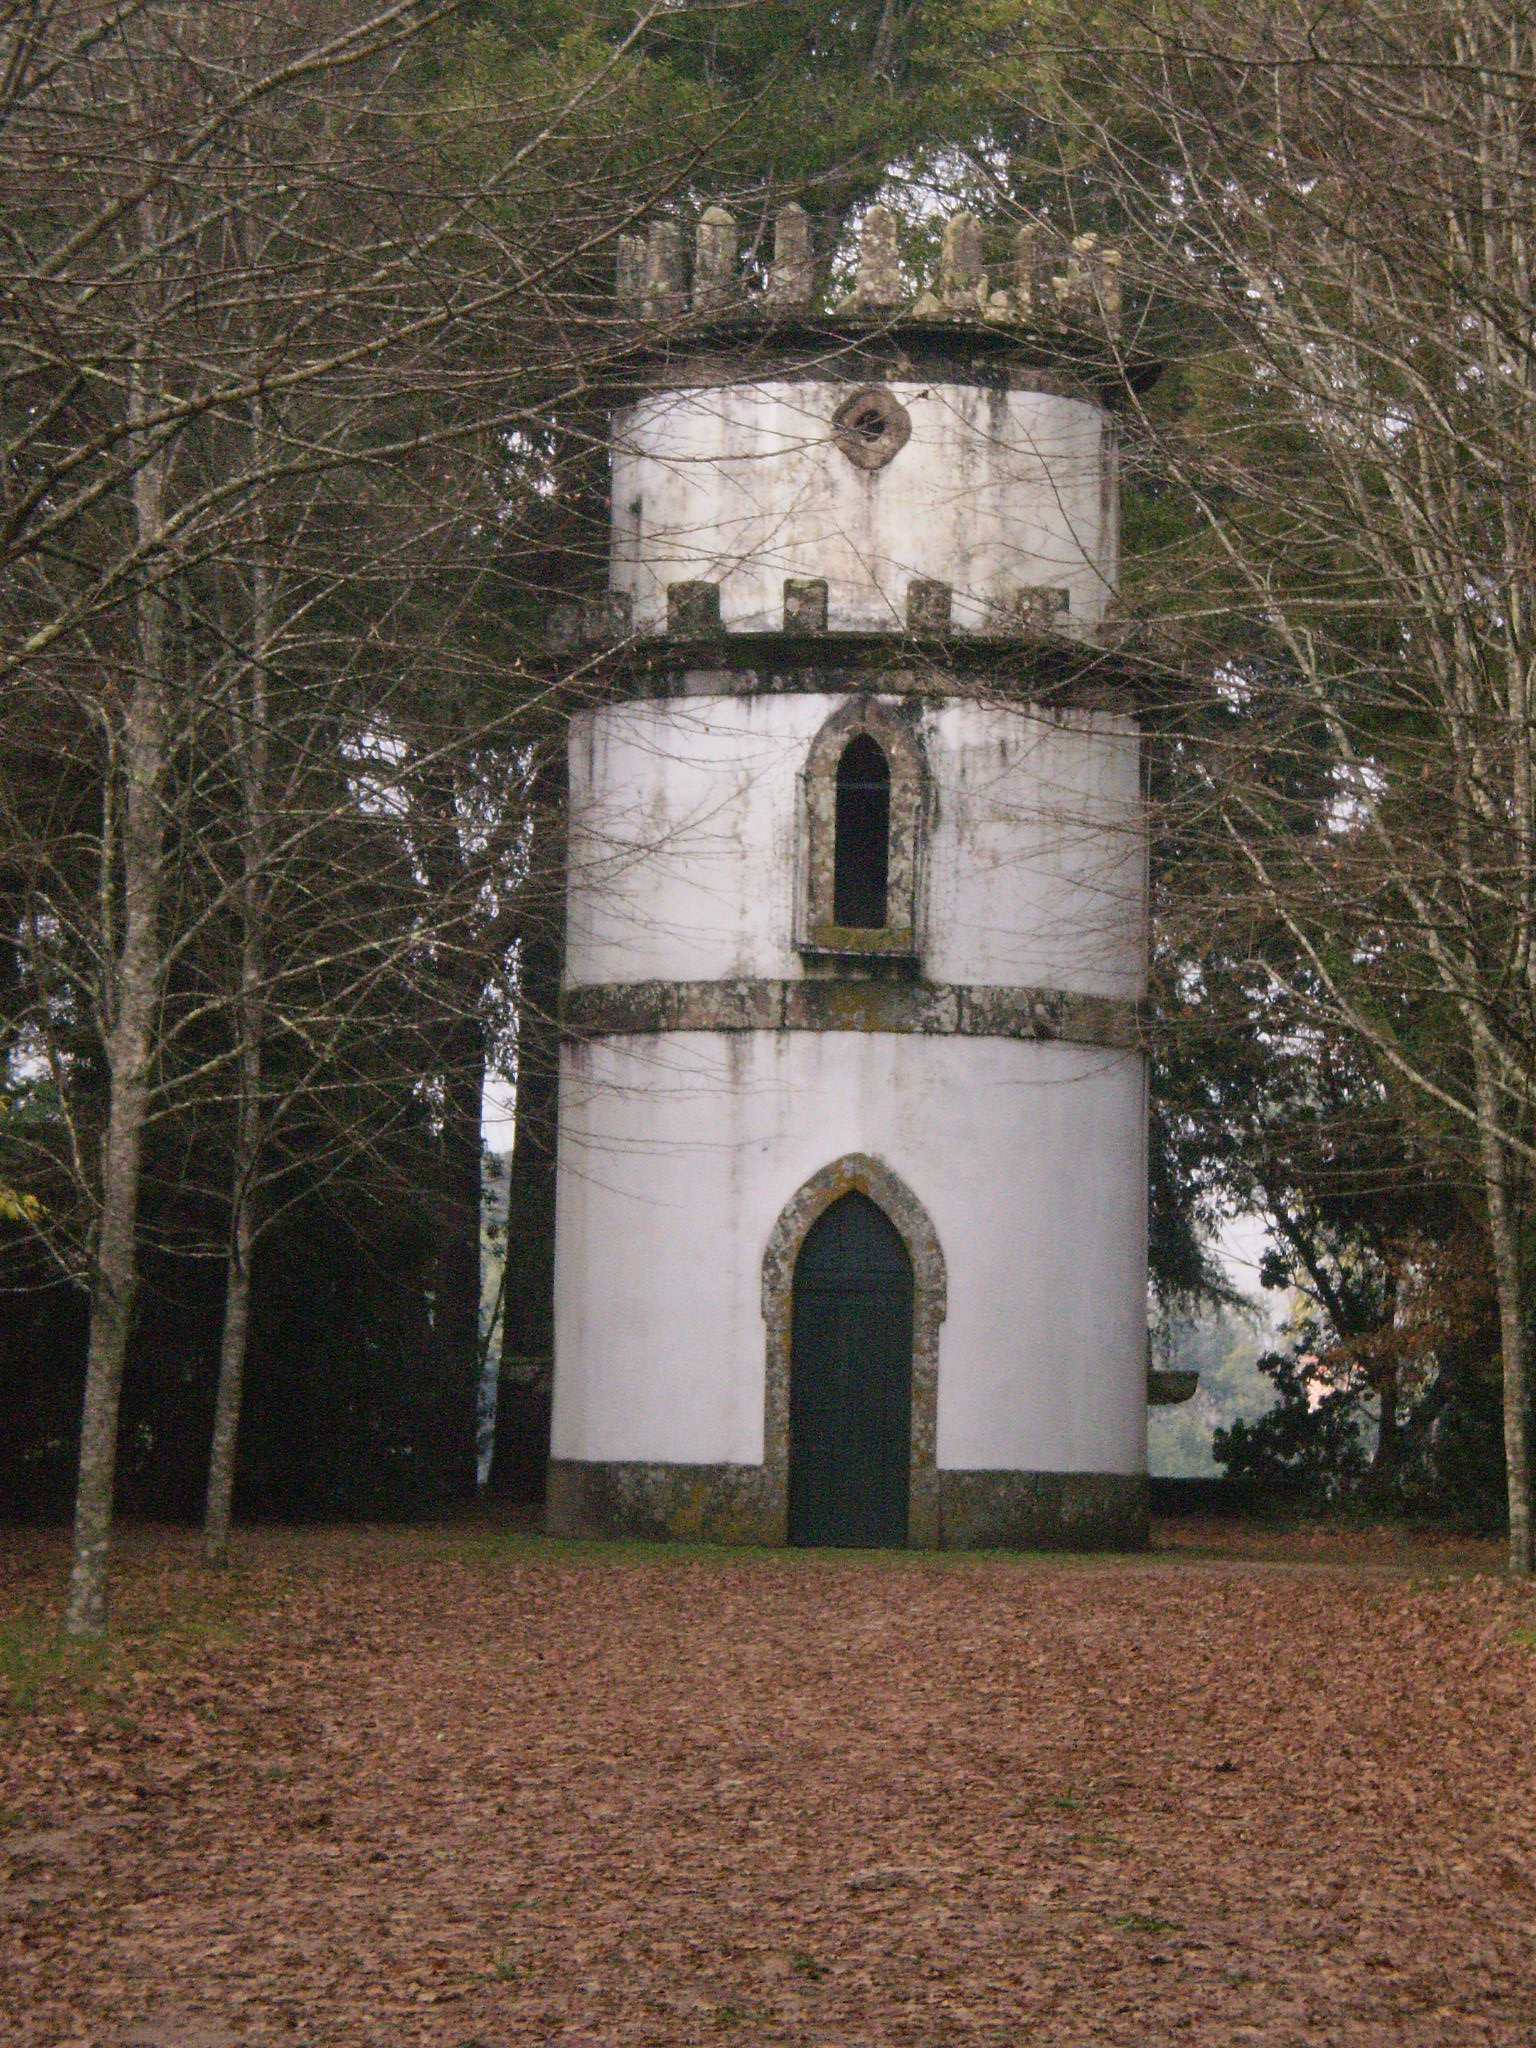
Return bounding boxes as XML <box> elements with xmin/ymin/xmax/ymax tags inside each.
<box><xmin>2</xmin><ymin>1</ymin><xmax>1531</xmax><ymax>1631</ymax></box>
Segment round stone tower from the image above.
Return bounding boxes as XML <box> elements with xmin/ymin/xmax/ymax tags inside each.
<box><xmin>545</xmin><ymin>204</ymin><xmax>1151</xmax><ymax>1549</ymax></box>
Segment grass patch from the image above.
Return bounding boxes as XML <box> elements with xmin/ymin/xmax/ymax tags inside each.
<box><xmin>0</xmin><ymin>1571</ymin><xmax>250</xmax><ymax>1718</ymax></box>
<box><xmin>712</xmin><ymin>2003</ymin><xmax>771</xmax><ymax>2030</ymax></box>
<box><xmin>0</xmin><ymin>1620</ymin><xmax>109</xmax><ymax>1714</ymax></box>
<box><xmin>408</xmin><ymin>1520</ymin><xmax>1148</xmax><ymax>1576</ymax></box>
<box><xmin>1113</xmin><ymin>1911</ymin><xmax>1180</xmax><ymax>1936</ymax></box>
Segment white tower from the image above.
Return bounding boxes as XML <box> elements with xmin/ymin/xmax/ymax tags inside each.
<box><xmin>546</xmin><ymin>206</ymin><xmax>1150</xmax><ymax>1548</ymax></box>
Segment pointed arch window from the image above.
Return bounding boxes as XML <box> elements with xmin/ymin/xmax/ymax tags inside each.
<box><xmin>833</xmin><ymin>734</ymin><xmax>891</xmax><ymax>928</ymax></box>
<box><xmin>800</xmin><ymin>700</ymin><xmax>925</xmax><ymax>958</ymax></box>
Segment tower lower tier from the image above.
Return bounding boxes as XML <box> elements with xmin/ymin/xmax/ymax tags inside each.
<box><xmin>547</xmin><ymin>1027</ymin><xmax>1148</xmax><ymax>1551</ymax></box>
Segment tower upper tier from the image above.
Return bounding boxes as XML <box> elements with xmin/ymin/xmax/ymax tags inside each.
<box><xmin>604</xmin><ymin>206</ymin><xmax>1142</xmax><ymax>648</ymax></box>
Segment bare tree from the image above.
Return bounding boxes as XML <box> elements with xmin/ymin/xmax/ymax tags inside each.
<box><xmin>0</xmin><ymin>0</ymin><xmax>703</xmax><ymax>1627</ymax></box>
<box><xmin>1035</xmin><ymin>0</ymin><xmax>1536</xmax><ymax>1571</ymax></box>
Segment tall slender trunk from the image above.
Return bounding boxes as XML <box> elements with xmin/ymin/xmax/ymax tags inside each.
<box><xmin>501</xmin><ymin>770</ymin><xmax>569</xmax><ymax>1376</ymax></box>
<box><xmin>204</xmin><ymin>471</ymin><xmax>271</xmax><ymax>1567</ymax></box>
<box><xmin>494</xmin><ymin>744</ymin><xmax>566</xmax><ymax>1495</ymax></box>
<box><xmin>415</xmin><ymin>757</ymin><xmax>496</xmax><ymax>1504</ymax></box>
<box><xmin>63</xmin><ymin>360</ymin><xmax>168</xmax><ymax>1639</ymax></box>
<box><xmin>203</xmin><ymin>1163</ymin><xmax>256</xmax><ymax>1565</ymax></box>
<box><xmin>436</xmin><ymin>1011</ymin><xmax>486</xmax><ymax>1500</ymax></box>
<box><xmin>501</xmin><ymin>918</ymin><xmax>561</xmax><ymax>1369</ymax></box>
<box><xmin>1473</xmin><ymin>1040</ymin><xmax>1533</xmax><ymax>1576</ymax></box>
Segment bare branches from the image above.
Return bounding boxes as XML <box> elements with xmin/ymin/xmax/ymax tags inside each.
<box><xmin>1027</xmin><ymin>0</ymin><xmax>1536</xmax><ymax>1569</ymax></box>
<box><xmin>0</xmin><ymin>0</ymin><xmax>724</xmax><ymax>1628</ymax></box>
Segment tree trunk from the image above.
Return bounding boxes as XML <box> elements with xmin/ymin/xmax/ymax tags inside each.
<box><xmin>414</xmin><ymin>760</ymin><xmax>493</xmax><ymax>1506</ymax></box>
<box><xmin>494</xmin><ymin>744</ymin><xmax>566</xmax><ymax>1494</ymax></box>
<box><xmin>63</xmin><ymin>374</ymin><xmax>169</xmax><ymax>1638</ymax></box>
<box><xmin>203</xmin><ymin>414</ymin><xmax>271</xmax><ymax>1568</ymax></box>
<box><xmin>63</xmin><ymin>935</ymin><xmax>159</xmax><ymax>1637</ymax></box>
<box><xmin>203</xmin><ymin>1179</ymin><xmax>255</xmax><ymax>1566</ymax></box>
<box><xmin>1474</xmin><ymin>1045</ymin><xmax>1533</xmax><ymax>1577</ymax></box>
<box><xmin>435</xmin><ymin>1012</ymin><xmax>487</xmax><ymax>1501</ymax></box>
<box><xmin>203</xmin><ymin>915</ymin><xmax>264</xmax><ymax>1565</ymax></box>
<box><xmin>502</xmin><ymin>916</ymin><xmax>562</xmax><ymax>1374</ymax></box>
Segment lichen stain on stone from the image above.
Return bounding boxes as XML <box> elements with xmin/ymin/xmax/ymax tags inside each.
<box><xmin>822</xmin><ymin>984</ymin><xmax>882</xmax><ymax>1032</ymax></box>
<box><xmin>664</xmin><ymin>1480</ymin><xmax>711</xmax><ymax>1540</ymax></box>
<box><xmin>547</xmin><ymin>1460</ymin><xmax>785</xmax><ymax>1546</ymax></box>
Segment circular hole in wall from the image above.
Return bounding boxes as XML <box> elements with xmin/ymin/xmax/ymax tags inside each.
<box><xmin>832</xmin><ymin>386</ymin><xmax>911</xmax><ymax>471</ymax></box>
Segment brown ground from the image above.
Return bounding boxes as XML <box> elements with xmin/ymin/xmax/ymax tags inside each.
<box><xmin>2</xmin><ymin>1519</ymin><xmax>1534</xmax><ymax>2048</ymax></box>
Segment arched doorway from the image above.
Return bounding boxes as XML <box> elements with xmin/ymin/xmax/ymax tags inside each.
<box><xmin>761</xmin><ymin>1153</ymin><xmax>946</xmax><ymax>1547</ymax></box>
<box><xmin>788</xmin><ymin>1191</ymin><xmax>914</xmax><ymax>1546</ymax></box>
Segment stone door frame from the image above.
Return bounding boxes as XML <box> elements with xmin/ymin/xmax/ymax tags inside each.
<box><xmin>761</xmin><ymin>1152</ymin><xmax>946</xmax><ymax>1546</ymax></box>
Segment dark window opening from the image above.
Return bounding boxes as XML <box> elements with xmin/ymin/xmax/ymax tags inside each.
<box><xmin>833</xmin><ymin>733</ymin><xmax>891</xmax><ymax>928</ymax></box>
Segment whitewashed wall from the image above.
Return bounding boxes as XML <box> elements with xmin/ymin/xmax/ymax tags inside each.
<box><xmin>550</xmin><ymin>1032</ymin><xmax>1148</xmax><ymax>1475</ymax></box>
<box><xmin>564</xmin><ymin>694</ymin><xmax>1146</xmax><ymax>1000</ymax></box>
<box><xmin>554</xmin><ymin>687</ymin><xmax>1149</xmax><ymax>1483</ymax></box>
<box><xmin>611</xmin><ymin>381</ymin><xmax>1119</xmax><ymax>639</ymax></box>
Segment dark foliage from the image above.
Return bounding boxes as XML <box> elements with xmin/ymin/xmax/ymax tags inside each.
<box><xmin>1214</xmin><ymin>1346</ymin><xmax>1371</xmax><ymax>1504</ymax></box>
<box><xmin>1215</xmin><ymin>1337</ymin><xmax>1518</xmax><ymax>1532</ymax></box>
<box><xmin>1</xmin><ymin>1193</ymin><xmax>467</xmax><ymax>1525</ymax></box>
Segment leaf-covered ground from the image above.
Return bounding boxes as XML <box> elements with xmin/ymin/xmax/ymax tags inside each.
<box><xmin>3</xmin><ymin>1520</ymin><xmax>1533</xmax><ymax>2047</ymax></box>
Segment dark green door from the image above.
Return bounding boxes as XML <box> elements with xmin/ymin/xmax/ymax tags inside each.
<box><xmin>787</xmin><ymin>1192</ymin><xmax>914</xmax><ymax>1547</ymax></box>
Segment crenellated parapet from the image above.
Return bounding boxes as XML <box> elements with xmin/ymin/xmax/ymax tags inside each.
<box><xmin>616</xmin><ymin>202</ymin><xmax>1123</xmax><ymax>337</ymax></box>
<box><xmin>580</xmin><ymin>200</ymin><xmax>1152</xmax><ymax>657</ymax></box>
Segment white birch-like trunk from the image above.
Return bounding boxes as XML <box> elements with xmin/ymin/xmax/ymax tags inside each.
<box><xmin>1473</xmin><ymin>1046</ymin><xmax>1534</xmax><ymax>1577</ymax></box>
<box><xmin>63</xmin><ymin>354</ymin><xmax>168</xmax><ymax>1640</ymax></box>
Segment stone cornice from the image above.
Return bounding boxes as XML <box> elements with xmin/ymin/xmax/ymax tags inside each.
<box><xmin>544</xmin><ymin>632</ymin><xmax>1147</xmax><ymax>717</ymax></box>
<box><xmin>562</xmin><ymin>977</ymin><xmax>1142</xmax><ymax>1050</ymax></box>
<box><xmin>612</xmin><ymin>325</ymin><xmax>1156</xmax><ymax>408</ymax></box>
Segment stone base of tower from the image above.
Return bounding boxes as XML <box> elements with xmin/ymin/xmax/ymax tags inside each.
<box><xmin>934</xmin><ymin>1469</ymin><xmax>1148</xmax><ymax>1551</ymax></box>
<box><xmin>546</xmin><ymin>1459</ymin><xmax>1147</xmax><ymax>1552</ymax></box>
<box><xmin>545</xmin><ymin>1459</ymin><xmax>786</xmax><ymax>1547</ymax></box>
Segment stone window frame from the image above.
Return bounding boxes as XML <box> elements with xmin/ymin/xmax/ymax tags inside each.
<box><xmin>761</xmin><ymin>1153</ymin><xmax>947</xmax><ymax>1547</ymax></box>
<box><xmin>831</xmin><ymin>385</ymin><xmax>912</xmax><ymax>472</ymax></box>
<box><xmin>798</xmin><ymin>697</ymin><xmax>926</xmax><ymax>958</ymax></box>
